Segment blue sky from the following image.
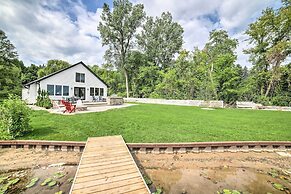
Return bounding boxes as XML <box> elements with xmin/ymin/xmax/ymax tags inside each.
<box><xmin>0</xmin><ymin>0</ymin><xmax>281</xmax><ymax>67</ymax></box>
<box><xmin>82</xmin><ymin>0</ymin><xmax>112</xmax><ymax>11</ymax></box>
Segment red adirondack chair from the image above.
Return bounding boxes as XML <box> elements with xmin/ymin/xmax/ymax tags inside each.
<box><xmin>61</xmin><ymin>100</ymin><xmax>76</xmax><ymax>113</ymax></box>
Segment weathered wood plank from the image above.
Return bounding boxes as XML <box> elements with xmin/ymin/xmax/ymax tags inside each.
<box><xmin>72</xmin><ymin>177</ymin><xmax>143</xmax><ymax>194</ymax></box>
<box><xmin>77</xmin><ymin>165</ymin><xmax>135</xmax><ymax>178</ymax></box>
<box><xmin>79</xmin><ymin>158</ymin><xmax>133</xmax><ymax>167</ymax></box>
<box><xmin>70</xmin><ymin>135</ymin><xmax>149</xmax><ymax>194</ymax></box>
<box><xmin>78</xmin><ymin>161</ymin><xmax>134</xmax><ymax>171</ymax></box>
<box><xmin>75</xmin><ymin>169</ymin><xmax>138</xmax><ymax>183</ymax></box>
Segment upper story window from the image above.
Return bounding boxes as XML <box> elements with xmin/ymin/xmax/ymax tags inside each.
<box><xmin>76</xmin><ymin>73</ymin><xmax>85</xmax><ymax>83</ymax></box>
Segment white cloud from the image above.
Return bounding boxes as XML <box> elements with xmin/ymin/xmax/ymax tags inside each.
<box><xmin>135</xmin><ymin>0</ymin><xmax>280</xmax><ymax>67</ymax></box>
<box><xmin>218</xmin><ymin>0</ymin><xmax>278</xmax><ymax>31</ymax></box>
<box><xmin>233</xmin><ymin>33</ymin><xmax>251</xmax><ymax>68</ymax></box>
<box><xmin>0</xmin><ymin>0</ymin><xmax>281</xmax><ymax>67</ymax></box>
<box><xmin>180</xmin><ymin>18</ymin><xmax>211</xmax><ymax>50</ymax></box>
<box><xmin>0</xmin><ymin>0</ymin><xmax>106</xmax><ymax>66</ymax></box>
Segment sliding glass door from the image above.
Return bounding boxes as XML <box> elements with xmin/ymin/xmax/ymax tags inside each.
<box><xmin>74</xmin><ymin>87</ymin><xmax>86</xmax><ymax>100</ymax></box>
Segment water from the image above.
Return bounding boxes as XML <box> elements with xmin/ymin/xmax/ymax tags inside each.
<box><xmin>146</xmin><ymin>167</ymin><xmax>291</xmax><ymax>194</ymax></box>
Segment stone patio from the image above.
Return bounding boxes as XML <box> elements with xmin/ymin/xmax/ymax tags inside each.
<box><xmin>28</xmin><ymin>103</ymin><xmax>137</xmax><ymax>115</ymax></box>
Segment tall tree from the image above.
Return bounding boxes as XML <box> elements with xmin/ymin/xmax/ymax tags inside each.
<box><xmin>37</xmin><ymin>59</ymin><xmax>70</xmax><ymax>78</ymax></box>
<box><xmin>245</xmin><ymin>1</ymin><xmax>291</xmax><ymax>98</ymax></box>
<box><xmin>98</xmin><ymin>0</ymin><xmax>145</xmax><ymax>98</ymax></box>
<box><xmin>0</xmin><ymin>30</ymin><xmax>21</xmax><ymax>100</ymax></box>
<box><xmin>155</xmin><ymin>50</ymin><xmax>201</xmax><ymax>100</ymax></box>
<box><xmin>204</xmin><ymin>30</ymin><xmax>240</xmax><ymax>102</ymax></box>
<box><xmin>21</xmin><ymin>64</ymin><xmax>41</xmax><ymax>84</ymax></box>
<box><xmin>90</xmin><ymin>64</ymin><xmax>126</xmax><ymax>96</ymax></box>
<box><xmin>137</xmin><ymin>12</ymin><xmax>184</xmax><ymax>69</ymax></box>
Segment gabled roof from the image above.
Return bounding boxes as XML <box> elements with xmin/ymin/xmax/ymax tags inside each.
<box><xmin>24</xmin><ymin>61</ymin><xmax>108</xmax><ymax>87</ymax></box>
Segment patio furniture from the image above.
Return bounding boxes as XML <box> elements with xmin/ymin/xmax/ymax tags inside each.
<box><xmin>61</xmin><ymin>100</ymin><xmax>76</xmax><ymax>113</ymax></box>
<box><xmin>92</xmin><ymin>96</ymin><xmax>103</xmax><ymax>102</ymax></box>
<box><xmin>66</xmin><ymin>96</ymin><xmax>79</xmax><ymax>104</ymax></box>
<box><xmin>52</xmin><ymin>101</ymin><xmax>65</xmax><ymax>112</ymax></box>
<box><xmin>76</xmin><ymin>99</ymin><xmax>88</xmax><ymax>111</ymax></box>
<box><xmin>92</xmin><ymin>96</ymin><xmax>98</xmax><ymax>102</ymax></box>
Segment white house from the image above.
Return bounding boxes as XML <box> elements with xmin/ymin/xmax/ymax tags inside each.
<box><xmin>22</xmin><ymin>61</ymin><xmax>108</xmax><ymax>104</ymax></box>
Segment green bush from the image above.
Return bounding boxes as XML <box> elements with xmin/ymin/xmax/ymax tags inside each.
<box><xmin>0</xmin><ymin>95</ymin><xmax>31</xmax><ymax>139</ymax></box>
<box><xmin>271</xmin><ymin>95</ymin><xmax>291</xmax><ymax>107</ymax></box>
<box><xmin>36</xmin><ymin>89</ymin><xmax>52</xmax><ymax>109</ymax></box>
<box><xmin>255</xmin><ymin>96</ymin><xmax>272</xmax><ymax>106</ymax></box>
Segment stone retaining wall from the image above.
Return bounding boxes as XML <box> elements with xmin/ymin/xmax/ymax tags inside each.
<box><xmin>125</xmin><ymin>98</ymin><xmax>224</xmax><ymax>108</ymax></box>
<box><xmin>1</xmin><ymin>140</ymin><xmax>290</xmax><ymax>153</ymax></box>
<box><xmin>236</xmin><ymin>101</ymin><xmax>291</xmax><ymax>111</ymax></box>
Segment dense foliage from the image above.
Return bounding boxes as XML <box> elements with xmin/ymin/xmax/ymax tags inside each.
<box><xmin>242</xmin><ymin>1</ymin><xmax>291</xmax><ymax>106</ymax></box>
<box><xmin>21</xmin><ymin>64</ymin><xmax>41</xmax><ymax>84</ymax></box>
<box><xmin>0</xmin><ymin>30</ymin><xmax>22</xmax><ymax>100</ymax></box>
<box><xmin>37</xmin><ymin>59</ymin><xmax>70</xmax><ymax>78</ymax></box>
<box><xmin>137</xmin><ymin>12</ymin><xmax>184</xmax><ymax>69</ymax></box>
<box><xmin>98</xmin><ymin>0</ymin><xmax>145</xmax><ymax>98</ymax></box>
<box><xmin>35</xmin><ymin>89</ymin><xmax>53</xmax><ymax>109</ymax></box>
<box><xmin>0</xmin><ymin>95</ymin><xmax>31</xmax><ymax>139</ymax></box>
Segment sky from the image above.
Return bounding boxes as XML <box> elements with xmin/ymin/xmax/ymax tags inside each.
<box><xmin>0</xmin><ymin>0</ymin><xmax>281</xmax><ymax>67</ymax></box>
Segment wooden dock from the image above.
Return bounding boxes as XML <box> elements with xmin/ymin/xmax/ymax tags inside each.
<box><xmin>70</xmin><ymin>136</ymin><xmax>150</xmax><ymax>194</ymax></box>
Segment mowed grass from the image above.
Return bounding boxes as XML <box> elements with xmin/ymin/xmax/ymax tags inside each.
<box><xmin>21</xmin><ymin>103</ymin><xmax>291</xmax><ymax>143</ymax></box>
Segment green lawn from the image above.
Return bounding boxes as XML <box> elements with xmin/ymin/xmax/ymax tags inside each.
<box><xmin>21</xmin><ymin>104</ymin><xmax>291</xmax><ymax>143</ymax></box>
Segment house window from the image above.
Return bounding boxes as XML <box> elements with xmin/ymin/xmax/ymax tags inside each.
<box><xmin>47</xmin><ymin>85</ymin><xmax>54</xmax><ymax>95</ymax></box>
<box><xmin>63</xmin><ymin>86</ymin><xmax>69</xmax><ymax>96</ymax></box>
<box><xmin>95</xmin><ymin>88</ymin><xmax>99</xmax><ymax>96</ymax></box>
<box><xmin>76</xmin><ymin>73</ymin><xmax>85</xmax><ymax>83</ymax></box>
<box><xmin>100</xmin><ymin>88</ymin><xmax>104</xmax><ymax>96</ymax></box>
<box><xmin>55</xmin><ymin>85</ymin><xmax>62</xmax><ymax>96</ymax></box>
<box><xmin>90</xmin><ymin>87</ymin><xmax>94</xmax><ymax>96</ymax></box>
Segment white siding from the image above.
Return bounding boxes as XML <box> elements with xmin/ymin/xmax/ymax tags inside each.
<box><xmin>22</xmin><ymin>63</ymin><xmax>107</xmax><ymax>103</ymax></box>
<box><xmin>22</xmin><ymin>83</ymin><xmax>38</xmax><ymax>104</ymax></box>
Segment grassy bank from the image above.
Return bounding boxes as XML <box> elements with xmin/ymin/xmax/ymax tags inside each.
<box><xmin>21</xmin><ymin>104</ymin><xmax>291</xmax><ymax>142</ymax></box>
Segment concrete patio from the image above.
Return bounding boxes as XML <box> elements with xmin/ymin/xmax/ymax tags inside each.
<box><xmin>28</xmin><ymin>103</ymin><xmax>137</xmax><ymax>115</ymax></box>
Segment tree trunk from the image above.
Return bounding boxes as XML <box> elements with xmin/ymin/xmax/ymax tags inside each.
<box><xmin>265</xmin><ymin>62</ymin><xmax>280</xmax><ymax>97</ymax></box>
<box><xmin>124</xmin><ymin>70</ymin><xmax>129</xmax><ymax>98</ymax></box>
<box><xmin>265</xmin><ymin>78</ymin><xmax>273</xmax><ymax>97</ymax></box>
<box><xmin>209</xmin><ymin>63</ymin><xmax>217</xmax><ymax>99</ymax></box>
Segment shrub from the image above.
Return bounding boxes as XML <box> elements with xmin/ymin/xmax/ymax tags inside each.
<box><xmin>255</xmin><ymin>96</ymin><xmax>272</xmax><ymax>106</ymax></box>
<box><xmin>36</xmin><ymin>89</ymin><xmax>52</xmax><ymax>109</ymax></box>
<box><xmin>271</xmin><ymin>95</ymin><xmax>291</xmax><ymax>107</ymax></box>
<box><xmin>0</xmin><ymin>95</ymin><xmax>31</xmax><ymax>139</ymax></box>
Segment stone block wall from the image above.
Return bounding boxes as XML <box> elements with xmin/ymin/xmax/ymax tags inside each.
<box><xmin>124</xmin><ymin>98</ymin><xmax>224</xmax><ymax>108</ymax></box>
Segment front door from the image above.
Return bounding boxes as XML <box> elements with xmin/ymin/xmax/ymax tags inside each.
<box><xmin>74</xmin><ymin>87</ymin><xmax>86</xmax><ymax>100</ymax></box>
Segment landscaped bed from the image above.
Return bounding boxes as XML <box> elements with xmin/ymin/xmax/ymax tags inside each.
<box><xmin>22</xmin><ymin>103</ymin><xmax>291</xmax><ymax>142</ymax></box>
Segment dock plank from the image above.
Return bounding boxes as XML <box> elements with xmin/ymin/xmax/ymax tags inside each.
<box><xmin>70</xmin><ymin>136</ymin><xmax>149</xmax><ymax>194</ymax></box>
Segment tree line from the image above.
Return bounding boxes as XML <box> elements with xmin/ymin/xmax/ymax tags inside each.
<box><xmin>0</xmin><ymin>0</ymin><xmax>290</xmax><ymax>106</ymax></box>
